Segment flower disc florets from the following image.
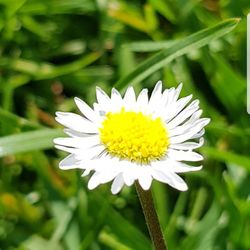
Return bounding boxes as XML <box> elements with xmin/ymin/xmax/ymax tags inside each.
<box><xmin>99</xmin><ymin>108</ymin><xmax>169</xmax><ymax>163</ymax></box>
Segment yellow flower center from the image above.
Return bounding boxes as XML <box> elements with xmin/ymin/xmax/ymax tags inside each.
<box><xmin>99</xmin><ymin>108</ymin><xmax>169</xmax><ymax>163</ymax></box>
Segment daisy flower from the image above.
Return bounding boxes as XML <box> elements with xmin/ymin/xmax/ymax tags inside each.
<box><xmin>54</xmin><ymin>81</ymin><xmax>210</xmax><ymax>194</ymax></box>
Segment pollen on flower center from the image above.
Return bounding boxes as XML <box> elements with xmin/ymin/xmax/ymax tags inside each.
<box><xmin>99</xmin><ymin>108</ymin><xmax>169</xmax><ymax>163</ymax></box>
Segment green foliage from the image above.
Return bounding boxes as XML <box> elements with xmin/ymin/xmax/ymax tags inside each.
<box><xmin>0</xmin><ymin>0</ymin><xmax>249</xmax><ymax>249</ymax></box>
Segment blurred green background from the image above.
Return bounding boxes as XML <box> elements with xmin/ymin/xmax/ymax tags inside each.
<box><xmin>0</xmin><ymin>0</ymin><xmax>249</xmax><ymax>249</ymax></box>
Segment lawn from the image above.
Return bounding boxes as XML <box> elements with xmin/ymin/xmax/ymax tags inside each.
<box><xmin>0</xmin><ymin>0</ymin><xmax>249</xmax><ymax>249</ymax></box>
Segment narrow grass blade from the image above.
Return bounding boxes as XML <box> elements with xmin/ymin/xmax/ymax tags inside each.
<box><xmin>201</xmin><ymin>147</ymin><xmax>250</xmax><ymax>172</ymax></box>
<box><xmin>115</xmin><ymin>18</ymin><xmax>240</xmax><ymax>90</ymax></box>
<box><xmin>0</xmin><ymin>52</ymin><xmax>101</xmax><ymax>80</ymax></box>
<box><xmin>0</xmin><ymin>129</ymin><xmax>64</xmax><ymax>157</ymax></box>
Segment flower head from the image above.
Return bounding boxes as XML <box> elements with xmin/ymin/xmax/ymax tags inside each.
<box><xmin>54</xmin><ymin>81</ymin><xmax>210</xmax><ymax>194</ymax></box>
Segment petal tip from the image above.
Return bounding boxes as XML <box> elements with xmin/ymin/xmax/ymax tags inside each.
<box><xmin>180</xmin><ymin>185</ymin><xmax>188</xmax><ymax>191</ymax></box>
<box><xmin>156</xmin><ymin>80</ymin><xmax>162</xmax><ymax>86</ymax></box>
<box><xmin>74</xmin><ymin>96</ymin><xmax>80</xmax><ymax>102</ymax></box>
<box><xmin>111</xmin><ymin>189</ymin><xmax>119</xmax><ymax>195</ymax></box>
<box><xmin>206</xmin><ymin>118</ymin><xmax>211</xmax><ymax>125</ymax></box>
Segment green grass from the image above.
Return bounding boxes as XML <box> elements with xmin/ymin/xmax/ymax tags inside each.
<box><xmin>0</xmin><ymin>0</ymin><xmax>249</xmax><ymax>249</ymax></box>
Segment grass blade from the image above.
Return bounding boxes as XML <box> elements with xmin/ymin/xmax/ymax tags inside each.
<box><xmin>201</xmin><ymin>147</ymin><xmax>250</xmax><ymax>172</ymax></box>
<box><xmin>0</xmin><ymin>129</ymin><xmax>64</xmax><ymax>157</ymax></box>
<box><xmin>115</xmin><ymin>18</ymin><xmax>240</xmax><ymax>90</ymax></box>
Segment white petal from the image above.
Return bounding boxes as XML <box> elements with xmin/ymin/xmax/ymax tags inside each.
<box><xmin>137</xmin><ymin>89</ymin><xmax>148</xmax><ymax>108</ymax></box>
<box><xmin>54</xmin><ymin>136</ymin><xmax>100</xmax><ymax>149</ymax></box>
<box><xmin>164</xmin><ymin>87</ymin><xmax>175</xmax><ymax>107</ymax></box>
<box><xmin>55</xmin><ymin>145</ymin><xmax>105</xmax><ymax>161</ymax></box>
<box><xmin>123</xmin><ymin>171</ymin><xmax>135</xmax><ymax>186</ymax></box>
<box><xmin>152</xmin><ymin>159</ymin><xmax>202</xmax><ymax>173</ymax></box>
<box><xmin>64</xmin><ymin>129</ymin><xmax>94</xmax><ymax>138</ymax></box>
<box><xmin>138</xmin><ymin>171</ymin><xmax>153</xmax><ymax>190</ymax></box>
<box><xmin>169</xmin><ymin>118</ymin><xmax>210</xmax><ymax>138</ymax></box>
<box><xmin>87</xmin><ymin>155</ymin><xmax>120</xmax><ymax>170</ymax></box>
<box><xmin>152</xmin><ymin>170</ymin><xmax>188</xmax><ymax>191</ymax></box>
<box><xmin>100</xmin><ymin>171</ymin><xmax>119</xmax><ymax>184</ymax></box>
<box><xmin>169</xmin><ymin>119</ymin><xmax>209</xmax><ymax>144</ymax></box>
<box><xmin>74</xmin><ymin>145</ymin><xmax>106</xmax><ymax>160</ymax></box>
<box><xmin>170</xmin><ymin>132</ymin><xmax>193</xmax><ymax>144</ymax></box>
<box><xmin>96</xmin><ymin>87</ymin><xmax>111</xmax><ymax>111</ymax></box>
<box><xmin>149</xmin><ymin>80</ymin><xmax>162</xmax><ymax>107</ymax></box>
<box><xmin>186</xmin><ymin>118</ymin><xmax>210</xmax><ymax>129</ymax></box>
<box><xmin>55</xmin><ymin>112</ymin><xmax>98</xmax><ymax>133</ymax></box>
<box><xmin>161</xmin><ymin>89</ymin><xmax>169</xmax><ymax>106</ymax></box>
<box><xmin>87</xmin><ymin>160</ymin><xmax>120</xmax><ymax>187</ymax></box>
<box><xmin>74</xmin><ymin>97</ymin><xmax>99</xmax><ymax>122</ymax></box>
<box><xmin>81</xmin><ymin>169</ymin><xmax>91</xmax><ymax>176</ymax></box>
<box><xmin>172</xmin><ymin>164</ymin><xmax>202</xmax><ymax>173</ymax></box>
<box><xmin>173</xmin><ymin>83</ymin><xmax>183</xmax><ymax>102</ymax></box>
<box><xmin>93</xmin><ymin>102</ymin><xmax>106</xmax><ymax>116</ymax></box>
<box><xmin>168</xmin><ymin>124</ymin><xmax>190</xmax><ymax>137</ymax></box>
<box><xmin>167</xmin><ymin>149</ymin><xmax>203</xmax><ymax>161</ymax></box>
<box><xmin>164</xmin><ymin>95</ymin><xmax>193</xmax><ymax>121</ymax></box>
<box><xmin>111</xmin><ymin>88</ymin><xmax>123</xmax><ymax>110</ymax></box>
<box><xmin>111</xmin><ymin>173</ymin><xmax>125</xmax><ymax>194</ymax></box>
<box><xmin>79</xmin><ymin>157</ymin><xmax>109</xmax><ymax>173</ymax></box>
<box><xmin>166</xmin><ymin>100</ymin><xmax>199</xmax><ymax>129</ymax></box>
<box><xmin>185</xmin><ymin>110</ymin><xmax>203</xmax><ymax>125</ymax></box>
<box><xmin>88</xmin><ymin>172</ymin><xmax>102</xmax><ymax>190</ymax></box>
<box><xmin>59</xmin><ymin>154</ymin><xmax>80</xmax><ymax>170</ymax></box>
<box><xmin>190</xmin><ymin>129</ymin><xmax>205</xmax><ymax>139</ymax></box>
<box><xmin>170</xmin><ymin>138</ymin><xmax>204</xmax><ymax>150</ymax></box>
<box><xmin>55</xmin><ymin>145</ymin><xmax>78</xmax><ymax>154</ymax></box>
<box><xmin>86</xmin><ymin>157</ymin><xmax>118</xmax><ymax>189</ymax></box>
<box><xmin>124</xmin><ymin>86</ymin><xmax>136</xmax><ymax>109</ymax></box>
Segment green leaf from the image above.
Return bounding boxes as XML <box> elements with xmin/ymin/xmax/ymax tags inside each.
<box><xmin>0</xmin><ymin>129</ymin><xmax>64</xmax><ymax>157</ymax></box>
<box><xmin>115</xmin><ymin>18</ymin><xmax>240</xmax><ymax>90</ymax></box>
<box><xmin>201</xmin><ymin>146</ymin><xmax>250</xmax><ymax>172</ymax></box>
<box><xmin>117</xmin><ymin>45</ymin><xmax>136</xmax><ymax>78</ymax></box>
<box><xmin>0</xmin><ymin>107</ymin><xmax>40</xmax><ymax>135</ymax></box>
<box><xmin>201</xmin><ymin>53</ymin><xmax>245</xmax><ymax>115</ymax></box>
<box><xmin>0</xmin><ymin>52</ymin><xmax>101</xmax><ymax>80</ymax></box>
<box><xmin>50</xmin><ymin>198</ymin><xmax>77</xmax><ymax>242</ymax></box>
<box><xmin>21</xmin><ymin>235</ymin><xmax>63</xmax><ymax>250</ymax></box>
<box><xmin>99</xmin><ymin>230</ymin><xmax>132</xmax><ymax>250</ymax></box>
<box><xmin>180</xmin><ymin>201</ymin><xmax>221</xmax><ymax>250</ymax></box>
<box><xmin>20</xmin><ymin>0</ymin><xmax>96</xmax><ymax>15</ymax></box>
<box><xmin>152</xmin><ymin>182</ymin><xmax>169</xmax><ymax>229</ymax></box>
<box><xmin>123</xmin><ymin>40</ymin><xmax>176</xmax><ymax>52</ymax></box>
<box><xmin>108</xmin><ymin>3</ymin><xmax>148</xmax><ymax>32</ymax></box>
<box><xmin>149</xmin><ymin>0</ymin><xmax>176</xmax><ymax>23</ymax></box>
<box><xmin>105</xmin><ymin>208</ymin><xmax>152</xmax><ymax>250</ymax></box>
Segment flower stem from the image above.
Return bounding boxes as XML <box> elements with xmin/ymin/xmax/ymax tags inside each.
<box><xmin>135</xmin><ymin>182</ymin><xmax>168</xmax><ymax>250</ymax></box>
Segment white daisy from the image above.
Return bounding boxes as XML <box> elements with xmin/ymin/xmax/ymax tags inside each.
<box><xmin>54</xmin><ymin>81</ymin><xmax>210</xmax><ymax>194</ymax></box>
